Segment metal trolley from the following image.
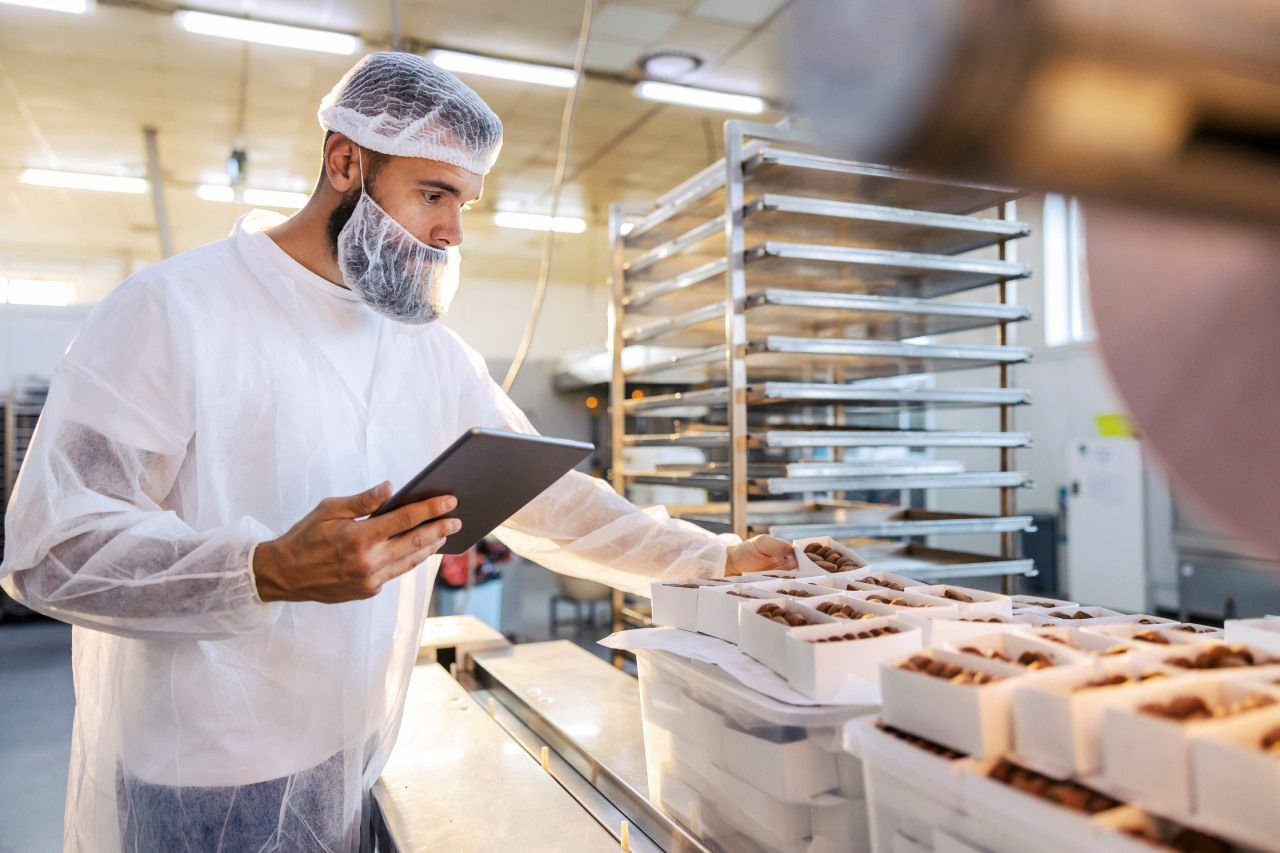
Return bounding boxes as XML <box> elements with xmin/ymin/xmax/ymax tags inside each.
<box><xmin>608</xmin><ymin>121</ymin><xmax>1034</xmax><ymax>638</ymax></box>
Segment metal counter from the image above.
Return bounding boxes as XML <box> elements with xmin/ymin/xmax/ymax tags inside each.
<box><xmin>372</xmin><ymin>662</ymin><xmax>622</xmax><ymax>852</ymax></box>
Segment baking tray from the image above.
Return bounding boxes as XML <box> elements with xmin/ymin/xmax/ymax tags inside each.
<box><xmin>622</xmin><ymin>288</ymin><xmax>1029</xmax><ymax>347</ymax></box>
<box><xmin>621</xmin><ymin>429</ymin><xmax>1031</xmax><ymax>449</ymax></box>
<box><xmin>623</xmin><ymin>337</ymin><xmax>1031</xmax><ymax>383</ymax></box>
<box><xmin>623</xmin><ymin>384</ymin><xmax>1030</xmax><ymax>416</ymax></box>
<box><xmin>624</xmin><ymin>146</ymin><xmax>1020</xmax><ymax>249</ymax></box>
<box><xmin>624</xmin><ymin>469</ymin><xmax>1029</xmax><ymax>495</ymax></box>
<box><xmin>669</xmin><ymin>500</ymin><xmax>1035</xmax><ymax>539</ymax></box>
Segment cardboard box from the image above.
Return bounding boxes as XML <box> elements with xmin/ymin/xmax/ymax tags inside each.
<box><xmin>743</xmin><ymin>578</ymin><xmax>847</xmax><ymax>605</ymax></box>
<box><xmin>911</xmin><ymin>611</ymin><xmax>1028</xmax><ymax>646</ymax></box>
<box><xmin>1011</xmin><ymin>594</ymin><xmax>1078</xmax><ymax>611</ymax></box>
<box><xmin>1010</xmin><ymin>657</ymin><xmax>1181</xmax><ymax>779</ymax></box>
<box><xmin>858</xmin><ymin>588</ymin><xmax>959</xmax><ymax>616</ymax></box>
<box><xmin>1101</xmin><ymin>674</ymin><xmax>1280</xmax><ymax>814</ymax></box>
<box><xmin>880</xmin><ymin>649</ymin><xmax>1026</xmax><ymax>756</ymax></box>
<box><xmin>842</xmin><ymin>571</ymin><xmax>924</xmax><ymax>595</ymax></box>
<box><xmin>1024</xmin><ymin>605</ymin><xmax>1127</xmax><ymax>624</ymax></box>
<box><xmin>1026</xmin><ymin>625</ymin><xmax>1145</xmax><ymax>661</ymax></box>
<box><xmin>801</xmin><ymin>591</ymin><xmax>898</xmax><ymax>623</ymax></box>
<box><xmin>943</xmin><ymin>630</ymin><xmax>1092</xmax><ymax>671</ymax></box>
<box><xmin>738</xmin><ymin>597</ymin><xmax>838</xmax><ymax>674</ymax></box>
<box><xmin>793</xmin><ymin>536</ymin><xmax>869</xmax><ymax>577</ymax></box>
<box><xmin>652</xmin><ymin>578</ymin><xmax>734</xmax><ymax>631</ymax></box>
<box><xmin>785</xmin><ymin>616</ymin><xmax>922</xmax><ymax>700</ymax></box>
<box><xmin>1080</xmin><ymin>622</ymin><xmax>1216</xmax><ymax>652</ymax></box>
<box><xmin>695</xmin><ymin>584</ymin><xmax>781</xmax><ymax>644</ymax></box>
<box><xmin>1155</xmin><ymin>639</ymin><xmax>1280</xmax><ymax>673</ymax></box>
<box><xmin>1090</xmin><ymin>806</ymin><xmax>1237</xmax><ymax>853</ymax></box>
<box><xmin>906</xmin><ymin>584</ymin><xmax>1013</xmax><ymax>615</ymax></box>
<box><xmin>1189</xmin><ymin>704</ymin><xmax>1280</xmax><ymax>850</ymax></box>
<box><xmin>1225</xmin><ymin>617</ymin><xmax>1280</xmax><ymax>653</ymax></box>
<box><xmin>737</xmin><ymin>570</ymin><xmax>803</xmax><ymax>583</ymax></box>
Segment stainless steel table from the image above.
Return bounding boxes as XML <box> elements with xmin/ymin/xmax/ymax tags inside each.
<box><xmin>372</xmin><ymin>662</ymin><xmax>621</xmax><ymax>852</ymax></box>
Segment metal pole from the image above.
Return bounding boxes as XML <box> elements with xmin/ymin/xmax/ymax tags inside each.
<box><xmin>142</xmin><ymin>127</ymin><xmax>174</xmax><ymax>259</ymax></box>
<box><xmin>607</xmin><ymin>203</ymin><xmax>629</xmax><ymax>666</ymax></box>
<box><xmin>997</xmin><ymin>200</ymin><xmax>1018</xmax><ymax>594</ymax></box>
<box><xmin>389</xmin><ymin>0</ymin><xmax>401</xmax><ymax>51</ymax></box>
<box><xmin>723</xmin><ymin>121</ymin><xmax>749</xmax><ymax>539</ymax></box>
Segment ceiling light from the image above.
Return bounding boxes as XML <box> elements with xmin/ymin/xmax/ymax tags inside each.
<box><xmin>196</xmin><ymin>184</ymin><xmax>236</xmax><ymax>203</ymax></box>
<box><xmin>0</xmin><ymin>0</ymin><xmax>91</xmax><ymax>12</ymax></box>
<box><xmin>1</xmin><ymin>278</ymin><xmax>77</xmax><ymax>307</ymax></box>
<box><xmin>639</xmin><ymin>51</ymin><xmax>702</xmax><ymax>80</ymax></box>
<box><xmin>634</xmin><ymin>80</ymin><xmax>765</xmax><ymax>114</ymax></box>
<box><xmin>242</xmin><ymin>188</ymin><xmax>309</xmax><ymax>209</ymax></box>
<box><xmin>494</xmin><ymin>211</ymin><xmax>587</xmax><ymax>234</ymax></box>
<box><xmin>20</xmin><ymin>168</ymin><xmax>147</xmax><ymax>194</ymax></box>
<box><xmin>175</xmin><ymin>10</ymin><xmax>360</xmax><ymax>55</ymax></box>
<box><xmin>427</xmin><ymin>49</ymin><xmax>577</xmax><ymax>88</ymax></box>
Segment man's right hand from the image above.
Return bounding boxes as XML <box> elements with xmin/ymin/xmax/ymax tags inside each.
<box><xmin>252</xmin><ymin>482</ymin><xmax>460</xmax><ymax>604</ymax></box>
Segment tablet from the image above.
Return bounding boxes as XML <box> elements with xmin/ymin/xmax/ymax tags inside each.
<box><xmin>369</xmin><ymin>427</ymin><xmax>594</xmax><ymax>555</ymax></box>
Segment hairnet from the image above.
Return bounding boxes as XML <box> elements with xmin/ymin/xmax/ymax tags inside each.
<box><xmin>318</xmin><ymin>51</ymin><xmax>503</xmax><ymax>175</ymax></box>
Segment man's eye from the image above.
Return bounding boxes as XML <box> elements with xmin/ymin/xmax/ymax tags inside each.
<box><xmin>423</xmin><ymin>192</ymin><xmax>442</xmax><ymax>204</ymax></box>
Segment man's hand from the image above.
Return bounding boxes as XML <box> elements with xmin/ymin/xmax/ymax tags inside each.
<box><xmin>724</xmin><ymin>535</ymin><xmax>798</xmax><ymax>577</ymax></box>
<box><xmin>253</xmin><ymin>482</ymin><xmax>459</xmax><ymax>604</ymax></box>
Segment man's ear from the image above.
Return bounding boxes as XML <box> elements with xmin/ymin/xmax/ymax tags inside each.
<box><xmin>323</xmin><ymin>133</ymin><xmax>360</xmax><ymax>194</ymax></box>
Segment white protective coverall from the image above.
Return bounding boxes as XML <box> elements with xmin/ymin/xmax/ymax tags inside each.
<box><xmin>0</xmin><ymin>208</ymin><xmax>732</xmax><ymax>852</ymax></box>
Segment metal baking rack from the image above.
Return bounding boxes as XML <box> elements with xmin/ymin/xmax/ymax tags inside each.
<box><xmin>607</xmin><ymin>121</ymin><xmax>1034</xmax><ymax>638</ymax></box>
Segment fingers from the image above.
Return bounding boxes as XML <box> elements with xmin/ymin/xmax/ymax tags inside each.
<box><xmin>322</xmin><ymin>482</ymin><xmax>392</xmax><ymax>518</ymax></box>
<box><xmin>373</xmin><ymin>533</ymin><xmax>451</xmax><ymax>586</ymax></box>
<box><xmin>379</xmin><ymin>516</ymin><xmax>461</xmax><ymax>566</ymax></box>
<box><xmin>361</xmin><ymin>493</ymin><xmax>458</xmax><ymax>540</ymax></box>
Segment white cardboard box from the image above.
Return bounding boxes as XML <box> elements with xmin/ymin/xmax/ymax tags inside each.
<box><xmin>1010</xmin><ymin>657</ymin><xmax>1180</xmax><ymax>779</ymax></box>
<box><xmin>912</xmin><ymin>611</ymin><xmax>1028</xmax><ymax>646</ymax></box>
<box><xmin>1021</xmin><ymin>605</ymin><xmax>1127</xmax><ymax>623</ymax></box>
<box><xmin>906</xmin><ymin>584</ymin><xmax>1013</xmax><ymax>615</ymax></box>
<box><xmin>799</xmin><ymin>591</ymin><xmax>898</xmax><ymax>623</ymax></box>
<box><xmin>1225</xmin><ymin>616</ymin><xmax>1280</xmax><ymax>653</ymax></box>
<box><xmin>651</xmin><ymin>578</ymin><xmax>732</xmax><ymax>631</ymax></box>
<box><xmin>794</xmin><ymin>536</ymin><xmax>869</xmax><ymax>577</ymax></box>
<box><xmin>858</xmin><ymin>588</ymin><xmax>959</xmax><ymax>616</ymax></box>
<box><xmin>695</xmin><ymin>584</ymin><xmax>781</xmax><ymax>644</ymax></box>
<box><xmin>879</xmin><ymin>648</ymin><xmax>1027</xmax><ymax>757</ymax></box>
<box><xmin>1154</xmin><ymin>639</ymin><xmax>1280</xmax><ymax>673</ymax></box>
<box><xmin>743</xmin><ymin>578</ymin><xmax>847</xmax><ymax>605</ymax></box>
<box><xmin>739</xmin><ymin>597</ymin><xmax>838</xmax><ymax>675</ymax></box>
<box><xmin>737</xmin><ymin>570</ymin><xmax>804</xmax><ymax>583</ymax></box>
<box><xmin>1025</xmin><ymin>625</ymin><xmax>1146</xmax><ymax>660</ymax></box>
<box><xmin>1080</xmin><ymin>622</ymin><xmax>1216</xmax><ymax>653</ymax></box>
<box><xmin>1100</xmin><ymin>674</ymin><xmax>1280</xmax><ymax>814</ymax></box>
<box><xmin>785</xmin><ymin>616</ymin><xmax>922</xmax><ymax>701</ymax></box>
<box><xmin>1011</xmin><ymin>594</ymin><xmax>1078</xmax><ymax>611</ymax></box>
<box><xmin>842</xmin><ymin>571</ymin><xmax>924</xmax><ymax>595</ymax></box>
<box><xmin>1189</xmin><ymin>704</ymin><xmax>1280</xmax><ymax>850</ymax></box>
<box><xmin>943</xmin><ymin>630</ymin><xmax>1093</xmax><ymax>671</ymax></box>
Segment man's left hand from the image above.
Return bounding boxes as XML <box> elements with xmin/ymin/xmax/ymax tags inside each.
<box><xmin>724</xmin><ymin>535</ymin><xmax>798</xmax><ymax>577</ymax></box>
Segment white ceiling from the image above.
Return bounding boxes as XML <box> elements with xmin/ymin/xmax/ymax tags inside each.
<box><xmin>0</xmin><ymin>0</ymin><xmax>794</xmax><ymax>302</ymax></box>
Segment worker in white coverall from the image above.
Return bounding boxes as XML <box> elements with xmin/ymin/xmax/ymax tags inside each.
<box><xmin>0</xmin><ymin>52</ymin><xmax>798</xmax><ymax>853</ymax></box>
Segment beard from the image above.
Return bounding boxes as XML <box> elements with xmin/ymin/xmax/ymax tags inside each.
<box><xmin>326</xmin><ymin>188</ymin><xmax>361</xmax><ymax>264</ymax></box>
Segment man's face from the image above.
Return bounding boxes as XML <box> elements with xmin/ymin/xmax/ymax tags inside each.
<box><xmin>326</xmin><ymin>144</ymin><xmax>484</xmax><ymax>257</ymax></box>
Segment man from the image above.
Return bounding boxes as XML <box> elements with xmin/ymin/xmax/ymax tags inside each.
<box><xmin>0</xmin><ymin>52</ymin><xmax>795</xmax><ymax>852</ymax></box>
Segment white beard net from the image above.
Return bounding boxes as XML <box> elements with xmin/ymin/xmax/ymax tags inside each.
<box><xmin>318</xmin><ymin>51</ymin><xmax>503</xmax><ymax>175</ymax></box>
<box><xmin>336</xmin><ymin>186</ymin><xmax>460</xmax><ymax>325</ymax></box>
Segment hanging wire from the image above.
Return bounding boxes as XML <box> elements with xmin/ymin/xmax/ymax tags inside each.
<box><xmin>500</xmin><ymin>0</ymin><xmax>596</xmax><ymax>393</ymax></box>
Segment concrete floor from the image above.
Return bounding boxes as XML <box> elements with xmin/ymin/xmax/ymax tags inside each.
<box><xmin>0</xmin><ymin>619</ymin><xmax>74</xmax><ymax>853</ymax></box>
<box><xmin>0</xmin><ymin>561</ymin><xmax>618</xmax><ymax>851</ymax></box>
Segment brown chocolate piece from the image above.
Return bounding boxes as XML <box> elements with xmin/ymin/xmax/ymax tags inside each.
<box><xmin>726</xmin><ymin>591</ymin><xmax>758</xmax><ymax>599</ymax></box>
<box><xmin>897</xmin><ymin>654</ymin><xmax>1001</xmax><ymax>685</ymax></box>
<box><xmin>809</xmin><ymin>626</ymin><xmax>901</xmax><ymax>643</ymax></box>
<box><xmin>1050</xmin><ymin>610</ymin><xmax>1093</xmax><ymax>620</ymax></box>
<box><xmin>863</xmin><ymin>576</ymin><xmax>906</xmax><ymax>592</ymax></box>
<box><xmin>942</xmin><ymin>588</ymin><xmax>975</xmax><ymax>603</ymax></box>
<box><xmin>1076</xmin><ymin>671</ymin><xmax>1167</xmax><ymax>691</ymax></box>
<box><xmin>1141</xmin><ymin>693</ymin><xmax>1275</xmax><ymax>721</ymax></box>
<box><xmin>960</xmin><ymin>616</ymin><xmax>1005</xmax><ymax>624</ymax></box>
<box><xmin>1016</xmin><ymin>650</ymin><xmax>1054</xmax><ymax>669</ymax></box>
<box><xmin>778</xmin><ymin>588</ymin><xmax>813</xmax><ymax>598</ymax></box>
<box><xmin>1136</xmin><ymin>618</ymin><xmax>1161</xmax><ymax>625</ymax></box>
<box><xmin>1019</xmin><ymin>599</ymin><xmax>1060</xmax><ymax>608</ymax></box>
<box><xmin>1122</xmin><ymin>825</ymin><xmax>1232</xmax><ymax>853</ymax></box>
<box><xmin>959</xmin><ymin>646</ymin><xmax>1011</xmax><ymax>663</ymax></box>
<box><xmin>1260</xmin><ymin>726</ymin><xmax>1280</xmax><ymax>754</ymax></box>
<box><xmin>1173</xmin><ymin>624</ymin><xmax>1215</xmax><ymax>633</ymax></box>
<box><xmin>876</xmin><ymin>723</ymin><xmax>966</xmax><ymax>760</ymax></box>
<box><xmin>816</xmin><ymin>601</ymin><xmax>878</xmax><ymax>620</ymax></box>
<box><xmin>1167</xmin><ymin>643</ymin><xmax>1270</xmax><ymax>670</ymax></box>
<box><xmin>802</xmin><ymin>542</ymin><xmax>859</xmax><ymax>572</ymax></box>
<box><xmin>867</xmin><ymin>594</ymin><xmax>927</xmax><ymax>608</ymax></box>
<box><xmin>1133</xmin><ymin>630</ymin><xmax>1172</xmax><ymax>645</ymax></box>
<box><xmin>987</xmin><ymin>759</ymin><xmax>1120</xmax><ymax>813</ymax></box>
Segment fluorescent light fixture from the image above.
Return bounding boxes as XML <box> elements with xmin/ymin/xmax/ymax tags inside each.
<box><xmin>196</xmin><ymin>184</ymin><xmax>235</xmax><ymax>203</ymax></box>
<box><xmin>1</xmin><ymin>278</ymin><xmax>76</xmax><ymax>307</ymax></box>
<box><xmin>427</xmin><ymin>49</ymin><xmax>577</xmax><ymax>88</ymax></box>
<box><xmin>175</xmin><ymin>10</ymin><xmax>360</xmax><ymax>55</ymax></box>
<box><xmin>0</xmin><ymin>0</ymin><xmax>90</xmax><ymax>12</ymax></box>
<box><xmin>20</xmin><ymin>168</ymin><xmax>147</xmax><ymax>194</ymax></box>
<box><xmin>242</xmin><ymin>188</ymin><xmax>309</xmax><ymax>209</ymax></box>
<box><xmin>634</xmin><ymin>80</ymin><xmax>765</xmax><ymax>115</ymax></box>
<box><xmin>493</xmin><ymin>211</ymin><xmax>587</xmax><ymax>234</ymax></box>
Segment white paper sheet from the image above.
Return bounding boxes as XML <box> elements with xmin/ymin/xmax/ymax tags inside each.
<box><xmin>600</xmin><ymin>627</ymin><xmax>883</xmax><ymax>706</ymax></box>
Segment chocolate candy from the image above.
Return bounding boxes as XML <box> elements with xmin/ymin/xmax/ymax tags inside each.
<box><xmin>816</xmin><ymin>601</ymin><xmax>878</xmax><ymax>620</ymax></box>
<box><xmin>1019</xmin><ymin>599</ymin><xmax>1060</xmax><ymax>608</ymax></box>
<box><xmin>987</xmin><ymin>759</ymin><xmax>1120</xmax><ymax>813</ymax></box>
<box><xmin>1076</xmin><ymin>671</ymin><xmax>1167</xmax><ymax>691</ymax></box>
<box><xmin>960</xmin><ymin>616</ymin><xmax>1005</xmax><ymax>624</ymax></box>
<box><xmin>959</xmin><ymin>646</ymin><xmax>1010</xmax><ymax>663</ymax></box>
<box><xmin>726</xmin><ymin>590</ymin><xmax>759</xmax><ymax>599</ymax></box>
<box><xmin>777</xmin><ymin>588</ymin><xmax>814</xmax><ymax>598</ymax></box>
<box><xmin>942</xmin><ymin>588</ymin><xmax>975</xmax><ymax>603</ymax></box>
<box><xmin>755</xmin><ymin>603</ymin><xmax>812</xmax><ymax>627</ymax></box>
<box><xmin>868</xmin><ymin>594</ymin><xmax>928</xmax><ymax>608</ymax></box>
<box><xmin>1140</xmin><ymin>693</ymin><xmax>1275</xmax><ymax>721</ymax></box>
<box><xmin>1049</xmin><ymin>610</ymin><xmax>1093</xmax><ymax>620</ymax></box>
<box><xmin>1133</xmin><ymin>630</ymin><xmax>1172</xmax><ymax>645</ymax></box>
<box><xmin>1016</xmin><ymin>650</ymin><xmax>1054</xmax><ymax>669</ymax></box>
<box><xmin>862</xmin><ymin>576</ymin><xmax>906</xmax><ymax>592</ymax></box>
<box><xmin>1173</xmin><ymin>624</ymin><xmax>1216</xmax><ymax>633</ymax></box>
<box><xmin>802</xmin><ymin>542</ymin><xmax>859</xmax><ymax>573</ymax></box>
<box><xmin>1122</xmin><ymin>826</ymin><xmax>1231</xmax><ymax>853</ymax></box>
<box><xmin>809</xmin><ymin>626</ymin><xmax>901</xmax><ymax>643</ymax></box>
<box><xmin>1166</xmin><ymin>643</ymin><xmax>1272</xmax><ymax>670</ymax></box>
<box><xmin>897</xmin><ymin>654</ymin><xmax>1001</xmax><ymax>685</ymax></box>
<box><xmin>665</xmin><ymin>583</ymin><xmax>702</xmax><ymax>589</ymax></box>
<box><xmin>1261</xmin><ymin>726</ymin><xmax>1280</xmax><ymax>754</ymax></box>
<box><xmin>877</xmin><ymin>723</ymin><xmax>966</xmax><ymax>760</ymax></box>
<box><xmin>1135</xmin><ymin>618</ymin><xmax>1161</xmax><ymax>625</ymax></box>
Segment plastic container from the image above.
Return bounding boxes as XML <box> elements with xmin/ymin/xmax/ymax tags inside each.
<box><xmin>637</xmin><ymin>649</ymin><xmax>875</xmax><ymax>852</ymax></box>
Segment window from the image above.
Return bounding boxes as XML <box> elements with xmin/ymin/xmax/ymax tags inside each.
<box><xmin>1042</xmin><ymin>194</ymin><xmax>1094</xmax><ymax>347</ymax></box>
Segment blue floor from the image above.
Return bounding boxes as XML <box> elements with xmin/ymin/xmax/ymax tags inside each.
<box><xmin>0</xmin><ymin>619</ymin><xmax>73</xmax><ymax>853</ymax></box>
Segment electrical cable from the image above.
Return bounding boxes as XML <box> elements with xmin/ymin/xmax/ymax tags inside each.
<box><xmin>500</xmin><ymin>0</ymin><xmax>596</xmax><ymax>393</ymax></box>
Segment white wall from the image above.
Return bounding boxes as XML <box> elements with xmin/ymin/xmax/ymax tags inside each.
<box><xmin>0</xmin><ymin>305</ymin><xmax>92</xmax><ymax>392</ymax></box>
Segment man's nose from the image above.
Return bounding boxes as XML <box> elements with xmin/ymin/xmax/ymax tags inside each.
<box><xmin>431</xmin><ymin>211</ymin><xmax>463</xmax><ymax>248</ymax></box>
